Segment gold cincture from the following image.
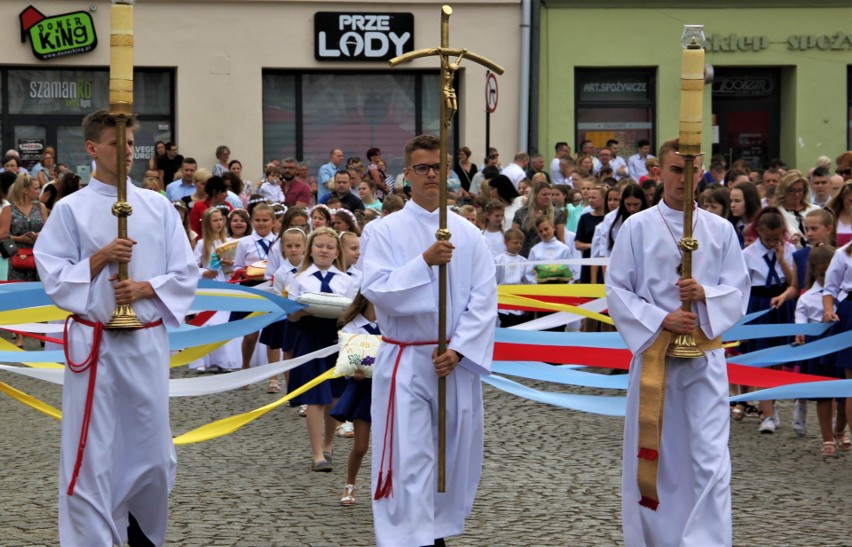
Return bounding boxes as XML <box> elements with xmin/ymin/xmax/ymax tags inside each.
<box><xmin>389</xmin><ymin>5</ymin><xmax>503</xmax><ymax>493</ymax></box>
<box><xmin>105</xmin><ymin>0</ymin><xmax>142</xmax><ymax>330</ymax></box>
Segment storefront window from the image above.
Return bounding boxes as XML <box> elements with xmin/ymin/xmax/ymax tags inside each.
<box><xmin>263</xmin><ymin>70</ymin><xmax>452</xmax><ymax>178</ymax></box>
<box><xmin>575</xmin><ymin>69</ymin><xmax>656</xmax><ymax>159</ymax></box>
<box><xmin>1</xmin><ymin>67</ymin><xmax>174</xmax><ymax>184</ymax></box>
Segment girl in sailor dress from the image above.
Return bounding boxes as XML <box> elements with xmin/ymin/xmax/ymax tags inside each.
<box><xmin>287</xmin><ymin>227</ymin><xmax>356</xmax><ymax>471</ymax></box>
<box><xmin>191</xmin><ymin>206</ymin><xmax>241</xmax><ymax>372</ymax></box>
<box><xmin>330</xmin><ymin>292</ymin><xmax>379</xmax><ymax>506</ymax></box>
<box><xmin>233</xmin><ymin>202</ymin><xmax>277</xmax><ymax>370</ymax></box>
<box><xmin>741</xmin><ymin>207</ymin><xmax>799</xmax><ymax>433</ymax></box>
<box><xmin>261</xmin><ymin>227</ymin><xmax>307</xmax><ymax>393</ymax></box>
<box><xmin>794</xmin><ymin>244</ymin><xmax>847</xmax><ymax>455</ymax></box>
<box><xmin>340</xmin><ymin>231</ymin><xmax>363</xmax><ymax>289</ymax></box>
<box><xmin>822</xmin><ymin>240</ymin><xmax>852</xmax><ymax>452</ymax></box>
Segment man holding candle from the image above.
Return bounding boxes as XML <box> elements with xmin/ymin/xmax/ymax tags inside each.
<box><xmin>606</xmin><ymin>139</ymin><xmax>749</xmax><ymax>546</ymax></box>
<box><xmin>36</xmin><ymin>110</ymin><xmax>197</xmax><ymax>546</ymax></box>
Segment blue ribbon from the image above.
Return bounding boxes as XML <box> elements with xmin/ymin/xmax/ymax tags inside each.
<box><xmin>492</xmin><ymin>361</ymin><xmax>628</xmax><ymax>389</ymax></box>
<box><xmin>730</xmin><ymin>379</ymin><xmax>852</xmax><ymax>401</ymax></box>
<box><xmin>730</xmin><ymin>330</ymin><xmax>852</xmax><ymax>367</ymax></box>
<box><xmin>482</xmin><ymin>374</ymin><xmax>626</xmax><ymax>416</ymax></box>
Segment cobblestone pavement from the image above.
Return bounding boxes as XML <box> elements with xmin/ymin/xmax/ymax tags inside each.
<box><xmin>1</xmin><ymin>349</ymin><xmax>850</xmax><ymax>546</ymax></box>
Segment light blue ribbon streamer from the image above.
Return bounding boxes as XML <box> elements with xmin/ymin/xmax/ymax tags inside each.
<box><xmin>482</xmin><ymin>374</ymin><xmax>626</xmax><ymax>416</ymax></box>
<box><xmin>729</xmin><ymin>330</ymin><xmax>852</xmax><ymax>367</ymax></box>
<box><xmin>189</xmin><ymin>295</ymin><xmax>281</xmax><ymax>313</ymax></box>
<box><xmin>492</xmin><ymin>361</ymin><xmax>628</xmax><ymax>389</ymax></box>
<box><xmin>168</xmin><ymin>313</ymin><xmax>282</xmax><ymax>351</ymax></box>
<box><xmin>0</xmin><ymin>350</ymin><xmax>66</xmax><ymax>363</ymax></box>
<box><xmin>197</xmin><ymin>279</ymin><xmax>305</xmax><ymax>314</ymax></box>
<box><xmin>724</xmin><ymin>322</ymin><xmax>831</xmax><ymax>340</ymax></box>
<box><xmin>730</xmin><ymin>379</ymin><xmax>852</xmax><ymax>401</ymax></box>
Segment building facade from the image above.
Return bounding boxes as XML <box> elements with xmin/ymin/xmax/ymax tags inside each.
<box><xmin>538</xmin><ymin>0</ymin><xmax>852</xmax><ymax>169</ymax></box>
<box><xmin>1</xmin><ymin>0</ymin><xmax>522</xmax><ymax>183</ymax></box>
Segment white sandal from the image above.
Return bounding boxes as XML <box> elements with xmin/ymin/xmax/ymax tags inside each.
<box><xmin>340</xmin><ymin>484</ymin><xmax>356</xmax><ymax>506</ymax></box>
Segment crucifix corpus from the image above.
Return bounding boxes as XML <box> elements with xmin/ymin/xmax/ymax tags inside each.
<box><xmin>389</xmin><ymin>5</ymin><xmax>504</xmax><ymax>493</ymax></box>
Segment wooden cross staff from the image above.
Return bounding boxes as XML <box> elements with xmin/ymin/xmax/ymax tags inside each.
<box><xmin>389</xmin><ymin>5</ymin><xmax>504</xmax><ymax>493</ymax></box>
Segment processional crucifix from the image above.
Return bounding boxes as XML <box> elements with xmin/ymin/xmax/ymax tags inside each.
<box><xmin>389</xmin><ymin>5</ymin><xmax>504</xmax><ymax>493</ymax></box>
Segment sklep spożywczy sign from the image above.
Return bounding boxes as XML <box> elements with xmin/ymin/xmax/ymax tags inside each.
<box><xmin>315</xmin><ymin>12</ymin><xmax>413</xmax><ymax>62</ymax></box>
<box><xmin>19</xmin><ymin>5</ymin><xmax>98</xmax><ymax>61</ymax></box>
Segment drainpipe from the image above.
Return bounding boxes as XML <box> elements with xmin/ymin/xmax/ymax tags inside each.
<box><xmin>519</xmin><ymin>0</ymin><xmax>531</xmax><ymax>153</ymax></box>
<box><xmin>528</xmin><ymin>0</ymin><xmax>541</xmax><ymax>155</ymax></box>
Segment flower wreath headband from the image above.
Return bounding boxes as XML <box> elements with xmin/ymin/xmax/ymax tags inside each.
<box><xmin>332</xmin><ymin>207</ymin><xmax>360</xmax><ymax>229</ymax></box>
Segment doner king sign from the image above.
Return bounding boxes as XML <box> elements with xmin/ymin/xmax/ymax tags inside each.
<box><xmin>19</xmin><ymin>5</ymin><xmax>98</xmax><ymax>61</ymax></box>
<box><xmin>315</xmin><ymin>12</ymin><xmax>414</xmax><ymax>62</ymax></box>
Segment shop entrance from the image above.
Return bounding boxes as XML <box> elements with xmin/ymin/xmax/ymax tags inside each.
<box><xmin>711</xmin><ymin>67</ymin><xmax>781</xmax><ymax>169</ymax></box>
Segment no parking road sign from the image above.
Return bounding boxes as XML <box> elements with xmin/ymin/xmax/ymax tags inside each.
<box><xmin>486</xmin><ymin>72</ymin><xmax>498</xmax><ymax>113</ymax></box>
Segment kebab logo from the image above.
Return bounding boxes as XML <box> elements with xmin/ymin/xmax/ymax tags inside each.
<box><xmin>19</xmin><ymin>5</ymin><xmax>98</xmax><ymax>61</ymax></box>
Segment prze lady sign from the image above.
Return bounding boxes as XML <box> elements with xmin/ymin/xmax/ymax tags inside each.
<box><xmin>315</xmin><ymin>12</ymin><xmax>414</xmax><ymax>62</ymax></box>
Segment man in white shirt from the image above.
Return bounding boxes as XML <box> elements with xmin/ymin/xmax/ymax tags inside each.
<box><xmin>550</xmin><ymin>142</ymin><xmax>571</xmax><ymax>184</ymax></box>
<box><xmin>606</xmin><ymin>139</ymin><xmax>629</xmax><ymax>179</ymax></box>
<box><xmin>501</xmin><ymin>152</ymin><xmax>529</xmax><ymax>190</ymax></box>
<box><xmin>628</xmin><ymin>139</ymin><xmax>655</xmax><ymax>181</ymax></box>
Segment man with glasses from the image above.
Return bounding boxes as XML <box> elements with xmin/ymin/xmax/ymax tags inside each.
<box><xmin>363</xmin><ymin>134</ymin><xmax>496</xmax><ymax>547</ymax></box>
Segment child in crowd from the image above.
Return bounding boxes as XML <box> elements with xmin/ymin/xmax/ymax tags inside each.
<box><xmin>703</xmin><ymin>187</ymin><xmax>731</xmax><ymax>218</ymax></box>
<box><xmin>311</xmin><ymin>204</ymin><xmax>332</xmax><ymax>230</ymax></box>
<box><xmin>233</xmin><ymin>203</ymin><xmax>277</xmax><ymax>374</ymax></box>
<box><xmin>262</xmin><ymin>220</ymin><xmax>308</xmax><ymax>393</ymax></box>
<box><xmin>326</xmin><ymin>196</ymin><xmax>343</xmax><ymax>210</ymax></box>
<box><xmin>191</xmin><ymin>208</ymin><xmax>241</xmax><ymax>373</ymax></box>
<box><xmin>551</xmin><ymin>185</ymin><xmax>569</xmax><ymax>215</ymax></box>
<box><xmin>494</xmin><ymin>228</ymin><xmax>530</xmax><ymax>327</ymax></box>
<box><xmin>458</xmin><ymin>204</ymin><xmax>478</xmax><ymax>225</ymax></box>
<box><xmin>332</xmin><ymin>208</ymin><xmax>361</xmax><ymax>236</ymax></box>
<box><xmin>481</xmin><ymin>199</ymin><xmax>506</xmax><ymax>257</ymax></box>
<box><xmin>792</xmin><ymin>209</ymin><xmax>835</xmax><ymax>289</ymax></box>
<box><xmin>527</xmin><ymin>215</ymin><xmax>579</xmax><ymax>284</ymax></box>
<box><xmin>340</xmin><ymin>231</ymin><xmax>362</xmax><ymax>289</ymax></box>
<box><xmin>566</xmin><ymin>177</ymin><xmax>595</xmax><ymax>233</ymax></box>
<box><xmin>329</xmin><ymin>292</ymin><xmax>380</xmax><ymax>505</ymax></box>
<box><xmin>794</xmin><ymin>245</ymin><xmax>848</xmax><ymax>454</ymax></box>
<box><xmin>228</xmin><ymin>208</ymin><xmax>251</xmax><ymax>238</ymax></box>
<box><xmin>271</xmin><ymin>203</ymin><xmax>287</xmax><ymax>234</ymax></box>
<box><xmin>287</xmin><ymin>227</ymin><xmax>357</xmax><ymax>472</ymax></box>
<box><xmin>741</xmin><ymin>207</ymin><xmax>799</xmax><ymax>433</ymax></box>
<box><xmin>173</xmin><ymin>200</ymin><xmax>195</xmax><ymax>245</ymax></box>
<box><xmin>266</xmin><ymin>207</ymin><xmax>309</xmax><ymax>278</ymax></box>
<box><xmin>358</xmin><ymin>180</ymin><xmax>383</xmax><ymax>212</ymax></box>
<box><xmin>823</xmin><ymin>240</ymin><xmax>852</xmax><ymax>452</ymax></box>
<box><xmin>575</xmin><ymin>185</ymin><xmax>607</xmax><ymax>285</ymax></box>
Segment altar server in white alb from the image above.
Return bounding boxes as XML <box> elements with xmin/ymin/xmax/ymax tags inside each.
<box><xmin>605</xmin><ymin>138</ymin><xmax>749</xmax><ymax>547</ymax></box>
<box><xmin>362</xmin><ymin>134</ymin><xmax>497</xmax><ymax>547</ymax></box>
<box><xmin>34</xmin><ymin>110</ymin><xmax>197</xmax><ymax>546</ymax></box>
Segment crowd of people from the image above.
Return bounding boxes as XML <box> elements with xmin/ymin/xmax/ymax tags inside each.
<box><xmin>3</xmin><ymin>123</ymin><xmax>851</xmax><ymax>546</ymax></box>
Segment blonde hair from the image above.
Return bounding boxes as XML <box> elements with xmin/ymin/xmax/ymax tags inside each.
<box><xmin>298</xmin><ymin>226</ymin><xmax>344</xmax><ymax>273</ymax></box>
<box><xmin>773</xmin><ymin>169</ymin><xmax>811</xmax><ymax>208</ymax></box>
<box><xmin>193</xmin><ymin>168</ymin><xmax>213</xmax><ymax>184</ymax></box>
<box><xmin>523</xmin><ymin>181</ymin><xmax>556</xmax><ymax>232</ymax></box>
<box><xmin>8</xmin><ymin>174</ymin><xmax>37</xmax><ymax>205</ymax></box>
<box><xmin>201</xmin><ymin>207</ymin><xmax>228</xmax><ymax>265</ymax></box>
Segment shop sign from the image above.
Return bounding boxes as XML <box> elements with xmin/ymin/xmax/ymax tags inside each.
<box><xmin>17</xmin><ymin>139</ymin><xmax>44</xmax><ymax>168</ymax></box>
<box><xmin>578</xmin><ymin>77</ymin><xmax>650</xmax><ymax>102</ymax></box>
<box><xmin>19</xmin><ymin>5</ymin><xmax>98</xmax><ymax>61</ymax></box>
<box><xmin>707</xmin><ymin>32</ymin><xmax>852</xmax><ymax>53</ymax></box>
<box><xmin>315</xmin><ymin>12</ymin><xmax>414</xmax><ymax>61</ymax></box>
<box><xmin>712</xmin><ymin>77</ymin><xmax>773</xmax><ymax>97</ymax></box>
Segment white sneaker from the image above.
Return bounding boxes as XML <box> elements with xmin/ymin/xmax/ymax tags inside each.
<box><xmin>759</xmin><ymin>417</ymin><xmax>776</xmax><ymax>434</ymax></box>
<box><xmin>792</xmin><ymin>401</ymin><xmax>807</xmax><ymax>437</ymax></box>
<box><xmin>298</xmin><ymin>404</ymin><xmax>308</xmax><ymax>417</ymax></box>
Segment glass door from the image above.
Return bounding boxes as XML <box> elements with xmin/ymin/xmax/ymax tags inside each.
<box><xmin>12</xmin><ymin>125</ymin><xmax>47</xmax><ymax>171</ymax></box>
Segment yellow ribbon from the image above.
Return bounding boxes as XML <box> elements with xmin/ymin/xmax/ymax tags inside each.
<box><xmin>498</xmin><ymin>283</ymin><xmax>607</xmax><ymax>298</ymax></box>
<box><xmin>0</xmin><ymin>306</ymin><xmax>69</xmax><ymax>325</ymax></box>
<box><xmin>0</xmin><ymin>381</ymin><xmax>62</xmax><ymax>420</ymax></box>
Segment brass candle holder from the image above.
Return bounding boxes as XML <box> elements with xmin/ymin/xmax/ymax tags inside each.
<box><xmin>667</xmin><ymin>25</ymin><xmax>706</xmax><ymax>358</ymax></box>
<box><xmin>105</xmin><ymin>0</ymin><xmax>142</xmax><ymax>330</ymax></box>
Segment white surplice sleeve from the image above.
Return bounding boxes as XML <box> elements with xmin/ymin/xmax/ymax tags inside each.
<box><xmin>448</xmin><ymin>230</ymin><xmax>497</xmax><ymax>376</ymax></box>
<box><xmin>605</xmin><ymin>216</ymin><xmax>669</xmax><ymax>354</ymax></box>
<box><xmin>145</xmin><ymin>199</ymin><xmax>198</xmax><ymax>327</ymax></box>
<box><xmin>693</xmin><ymin>222</ymin><xmax>750</xmax><ymax>339</ymax></box>
<box><xmin>35</xmin><ymin>201</ymin><xmax>93</xmax><ymax>316</ymax></box>
<box><xmin>362</xmin><ymin>223</ymin><xmax>438</xmax><ymax>317</ymax></box>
